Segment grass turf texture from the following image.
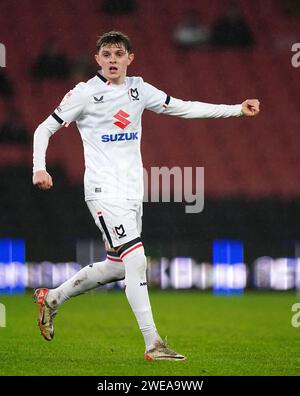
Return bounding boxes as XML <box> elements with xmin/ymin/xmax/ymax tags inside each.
<box><xmin>0</xmin><ymin>290</ymin><xmax>299</xmax><ymax>376</ymax></box>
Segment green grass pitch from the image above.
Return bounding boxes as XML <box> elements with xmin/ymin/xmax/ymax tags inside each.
<box><xmin>0</xmin><ymin>290</ymin><xmax>299</xmax><ymax>376</ymax></box>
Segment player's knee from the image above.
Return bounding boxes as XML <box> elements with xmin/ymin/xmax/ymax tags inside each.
<box><xmin>115</xmin><ymin>237</ymin><xmax>144</xmax><ymax>258</ymax></box>
<box><xmin>117</xmin><ymin>238</ymin><xmax>147</xmax><ymax>274</ymax></box>
<box><xmin>125</xmin><ymin>254</ymin><xmax>147</xmax><ymax>278</ymax></box>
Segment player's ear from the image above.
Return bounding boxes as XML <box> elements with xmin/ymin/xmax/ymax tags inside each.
<box><xmin>94</xmin><ymin>53</ymin><xmax>101</xmax><ymax>67</ymax></box>
<box><xmin>128</xmin><ymin>52</ymin><xmax>134</xmax><ymax>66</ymax></box>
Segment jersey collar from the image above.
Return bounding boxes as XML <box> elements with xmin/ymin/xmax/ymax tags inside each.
<box><xmin>96</xmin><ymin>71</ymin><xmax>111</xmax><ymax>86</ymax></box>
<box><xmin>96</xmin><ymin>71</ymin><xmax>128</xmax><ymax>89</ymax></box>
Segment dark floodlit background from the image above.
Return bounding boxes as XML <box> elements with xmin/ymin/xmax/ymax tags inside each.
<box><xmin>0</xmin><ymin>0</ymin><xmax>300</xmax><ymax>293</ymax></box>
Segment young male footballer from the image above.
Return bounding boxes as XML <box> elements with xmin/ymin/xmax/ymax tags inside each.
<box><xmin>33</xmin><ymin>31</ymin><xmax>260</xmax><ymax>361</ymax></box>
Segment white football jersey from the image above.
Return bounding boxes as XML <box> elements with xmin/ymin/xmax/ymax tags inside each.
<box><xmin>34</xmin><ymin>72</ymin><xmax>242</xmax><ymax>201</ymax></box>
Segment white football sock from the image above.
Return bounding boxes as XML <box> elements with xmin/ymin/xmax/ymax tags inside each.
<box><xmin>46</xmin><ymin>258</ymin><xmax>125</xmax><ymax>308</ymax></box>
<box><xmin>120</xmin><ymin>244</ymin><xmax>162</xmax><ymax>351</ymax></box>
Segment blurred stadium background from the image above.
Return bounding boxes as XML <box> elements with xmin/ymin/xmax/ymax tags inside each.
<box><xmin>1</xmin><ymin>0</ymin><xmax>300</xmax><ymax>378</ymax></box>
<box><xmin>0</xmin><ymin>0</ymin><xmax>300</xmax><ymax>295</ymax></box>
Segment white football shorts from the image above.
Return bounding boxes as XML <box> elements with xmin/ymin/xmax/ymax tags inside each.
<box><xmin>86</xmin><ymin>199</ymin><xmax>143</xmax><ymax>249</ymax></box>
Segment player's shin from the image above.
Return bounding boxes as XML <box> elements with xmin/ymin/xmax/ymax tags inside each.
<box><xmin>46</xmin><ymin>257</ymin><xmax>125</xmax><ymax>308</ymax></box>
<box><xmin>120</xmin><ymin>243</ymin><xmax>162</xmax><ymax>351</ymax></box>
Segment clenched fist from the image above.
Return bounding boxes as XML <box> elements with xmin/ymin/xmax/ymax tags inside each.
<box><xmin>242</xmin><ymin>99</ymin><xmax>260</xmax><ymax>117</ymax></box>
<box><xmin>32</xmin><ymin>170</ymin><xmax>53</xmax><ymax>190</ymax></box>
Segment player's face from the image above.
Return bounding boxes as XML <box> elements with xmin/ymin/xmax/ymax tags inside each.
<box><xmin>95</xmin><ymin>44</ymin><xmax>134</xmax><ymax>84</ymax></box>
